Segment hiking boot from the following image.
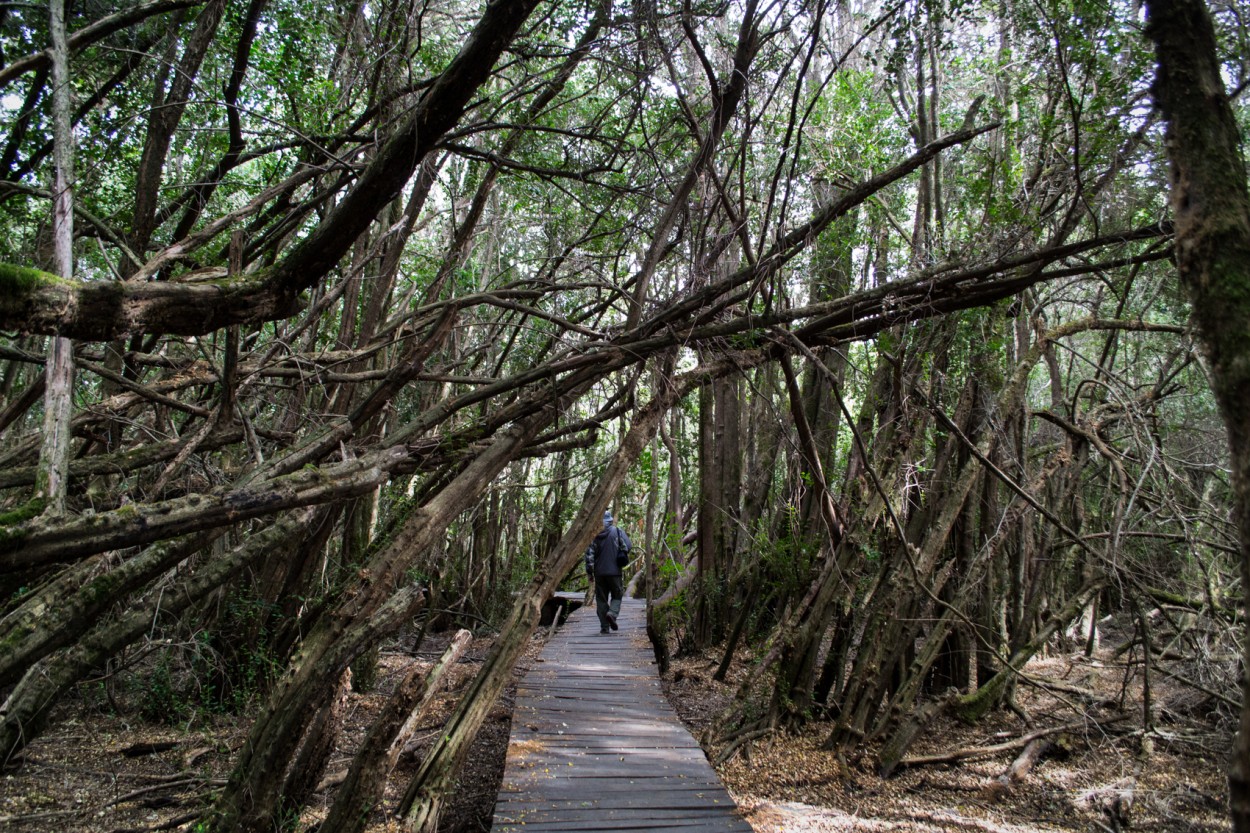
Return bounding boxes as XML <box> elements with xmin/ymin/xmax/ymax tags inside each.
<box><xmin>607</xmin><ymin>612</ymin><xmax>619</xmax><ymax>631</ymax></box>
<box><xmin>600</xmin><ymin>628</ymin><xmax>610</xmax><ymax>634</ymax></box>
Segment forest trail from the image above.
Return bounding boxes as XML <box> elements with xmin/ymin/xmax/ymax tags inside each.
<box><xmin>492</xmin><ymin>597</ymin><xmax>754</xmax><ymax>832</ymax></box>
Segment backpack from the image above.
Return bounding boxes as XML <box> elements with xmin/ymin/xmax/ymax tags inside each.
<box><xmin>613</xmin><ymin>527</ymin><xmax>631</xmax><ymax>567</ymax></box>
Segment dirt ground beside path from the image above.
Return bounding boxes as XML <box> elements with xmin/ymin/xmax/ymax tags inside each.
<box><xmin>0</xmin><ymin>622</ymin><xmax>1235</xmax><ymax>833</ymax></box>
<box><xmin>662</xmin><ymin>646</ymin><xmax>1232</xmax><ymax>833</ymax></box>
<box><xmin>0</xmin><ymin>629</ymin><xmax>526</xmax><ymax>833</ymax></box>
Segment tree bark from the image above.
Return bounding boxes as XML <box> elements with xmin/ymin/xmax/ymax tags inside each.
<box><xmin>278</xmin><ymin>668</ymin><xmax>353</xmax><ymax>825</ymax></box>
<box><xmin>320</xmin><ymin>630</ymin><xmax>472</xmax><ymax>833</ymax></box>
<box><xmin>0</xmin><ymin>510</ymin><xmax>315</xmax><ymax>761</ymax></box>
<box><xmin>695</xmin><ymin>380</ymin><xmax>720</xmax><ymax>646</ymax></box>
<box><xmin>36</xmin><ymin>0</ymin><xmax>75</xmax><ymax>516</ymax></box>
<box><xmin>0</xmin><ymin>0</ymin><xmax>544</xmax><ymax>341</ymax></box>
<box><xmin>1143</xmin><ymin>1</ymin><xmax>1250</xmax><ymax>828</ymax></box>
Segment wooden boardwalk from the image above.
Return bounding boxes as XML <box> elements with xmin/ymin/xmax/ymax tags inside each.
<box><xmin>492</xmin><ymin>597</ymin><xmax>754</xmax><ymax>832</ymax></box>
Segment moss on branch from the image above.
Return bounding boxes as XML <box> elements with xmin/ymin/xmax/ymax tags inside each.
<box><xmin>0</xmin><ymin>263</ymin><xmax>66</xmax><ymax>295</ymax></box>
<box><xmin>0</xmin><ymin>497</ymin><xmax>48</xmax><ymax>550</ymax></box>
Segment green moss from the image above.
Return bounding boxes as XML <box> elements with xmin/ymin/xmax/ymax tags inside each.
<box><xmin>0</xmin><ymin>621</ymin><xmax>30</xmax><ymax>658</ymax></box>
<box><xmin>0</xmin><ymin>497</ymin><xmax>46</xmax><ymax>527</ymax></box>
<box><xmin>0</xmin><ymin>263</ymin><xmax>72</xmax><ymax>324</ymax></box>
<box><xmin>951</xmin><ymin>670</ymin><xmax>1010</xmax><ymax>724</ymax></box>
<box><xmin>0</xmin><ymin>497</ymin><xmax>46</xmax><ymax>552</ymax></box>
<box><xmin>82</xmin><ymin>569</ymin><xmax>126</xmax><ymax>605</ymax></box>
<box><xmin>0</xmin><ymin>263</ymin><xmax>64</xmax><ymax>294</ymax></box>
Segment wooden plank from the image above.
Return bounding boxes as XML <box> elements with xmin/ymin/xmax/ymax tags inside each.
<box><xmin>493</xmin><ymin>598</ymin><xmax>753</xmax><ymax>832</ymax></box>
<box><xmin>500</xmin><ymin>750</ymin><xmax>715</xmax><ymax>770</ymax></box>
<box><xmin>513</xmin><ymin>721</ymin><xmax>690</xmax><ymax>732</ymax></box>
<box><xmin>496</xmin><ymin>795</ymin><xmax>733</xmax><ymax>809</ymax></box>
<box><xmin>499</xmin><ymin>779</ymin><xmax>727</xmax><ymax>795</ymax></box>
<box><xmin>512</xmin><ymin>720</ymin><xmax>690</xmax><ymax>733</ymax></box>
<box><xmin>495</xmin><ymin>815</ymin><xmax>755</xmax><ymax>825</ymax></box>
<box><xmin>498</xmin><ymin>782</ymin><xmax>727</xmax><ymax>797</ymax></box>
<box><xmin>496</xmin><ymin>809</ymin><xmax>746</xmax><ymax>825</ymax></box>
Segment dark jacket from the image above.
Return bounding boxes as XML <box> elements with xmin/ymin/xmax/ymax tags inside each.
<box><xmin>584</xmin><ymin>525</ymin><xmax>631</xmax><ymax>577</ymax></box>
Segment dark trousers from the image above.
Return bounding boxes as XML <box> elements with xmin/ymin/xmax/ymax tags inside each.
<box><xmin>594</xmin><ymin>574</ymin><xmax>623</xmax><ymax>631</ymax></box>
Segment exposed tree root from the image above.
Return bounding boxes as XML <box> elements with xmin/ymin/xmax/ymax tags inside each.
<box><xmin>897</xmin><ymin>715</ymin><xmax>1130</xmax><ymax>770</ymax></box>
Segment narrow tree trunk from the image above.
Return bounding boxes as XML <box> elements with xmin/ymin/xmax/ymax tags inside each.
<box><xmin>37</xmin><ymin>0</ymin><xmax>74</xmax><ymax>517</ymax></box>
<box><xmin>661</xmin><ymin>408</ymin><xmax>683</xmax><ymax>543</ymax></box>
<box><xmin>695</xmin><ymin>381</ymin><xmax>719</xmax><ymax>645</ymax></box>
<box><xmin>343</xmin><ymin>492</ymin><xmax>380</xmax><ymax>690</ymax></box>
<box><xmin>279</xmin><ymin>668</ymin><xmax>353</xmax><ymax>826</ymax></box>
<box><xmin>713</xmin><ymin>566</ymin><xmax>758</xmax><ymax>682</ymax></box>
<box><xmin>320</xmin><ymin>630</ymin><xmax>471</xmax><ymax>833</ymax></box>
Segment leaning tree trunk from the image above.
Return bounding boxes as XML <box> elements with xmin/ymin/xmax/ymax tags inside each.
<box><xmin>0</xmin><ymin>530</ymin><xmax>226</xmax><ymax>687</ymax></box>
<box><xmin>279</xmin><ymin>669</ymin><xmax>353</xmax><ymax>824</ymax></box>
<box><xmin>1143</xmin><ymin>1</ymin><xmax>1250</xmax><ymax>828</ymax></box>
<box><xmin>206</xmin><ymin>407</ymin><xmax>562</xmax><ymax>833</ymax></box>
<box><xmin>399</xmin><ymin>354</ymin><xmax>764</xmax><ymax>833</ymax></box>
<box><xmin>0</xmin><ymin>510</ymin><xmax>316</xmax><ymax>762</ymax></box>
<box><xmin>319</xmin><ymin>629</ymin><xmax>472</xmax><ymax>833</ymax></box>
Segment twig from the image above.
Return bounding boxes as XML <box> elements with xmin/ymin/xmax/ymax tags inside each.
<box><xmin>1018</xmin><ymin>671</ymin><xmax>1106</xmax><ymax>703</ymax></box>
<box><xmin>108</xmin><ymin>810</ymin><xmax>203</xmax><ymax>833</ymax></box>
<box><xmin>103</xmin><ymin>770</ymin><xmax>223</xmax><ymax>805</ymax></box>
<box><xmin>0</xmin><ymin>808</ymin><xmax>84</xmax><ymax>825</ymax></box>
<box><xmin>1152</xmin><ymin>664</ymin><xmax>1240</xmax><ymax>709</ymax></box>
<box><xmin>713</xmin><ymin>726</ymin><xmax>775</xmax><ymax>766</ymax></box>
<box><xmin>898</xmin><ymin>716</ymin><xmax>1130</xmax><ymax>768</ymax></box>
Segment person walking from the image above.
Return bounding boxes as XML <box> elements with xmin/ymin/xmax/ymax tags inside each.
<box><xmin>584</xmin><ymin>510</ymin><xmax>631</xmax><ymax>634</ymax></box>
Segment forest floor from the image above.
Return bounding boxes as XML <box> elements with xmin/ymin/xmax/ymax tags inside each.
<box><xmin>0</xmin><ymin>619</ymin><xmax>1235</xmax><ymax>832</ymax></box>
<box><xmin>663</xmin><ymin>639</ymin><xmax>1233</xmax><ymax>833</ymax></box>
